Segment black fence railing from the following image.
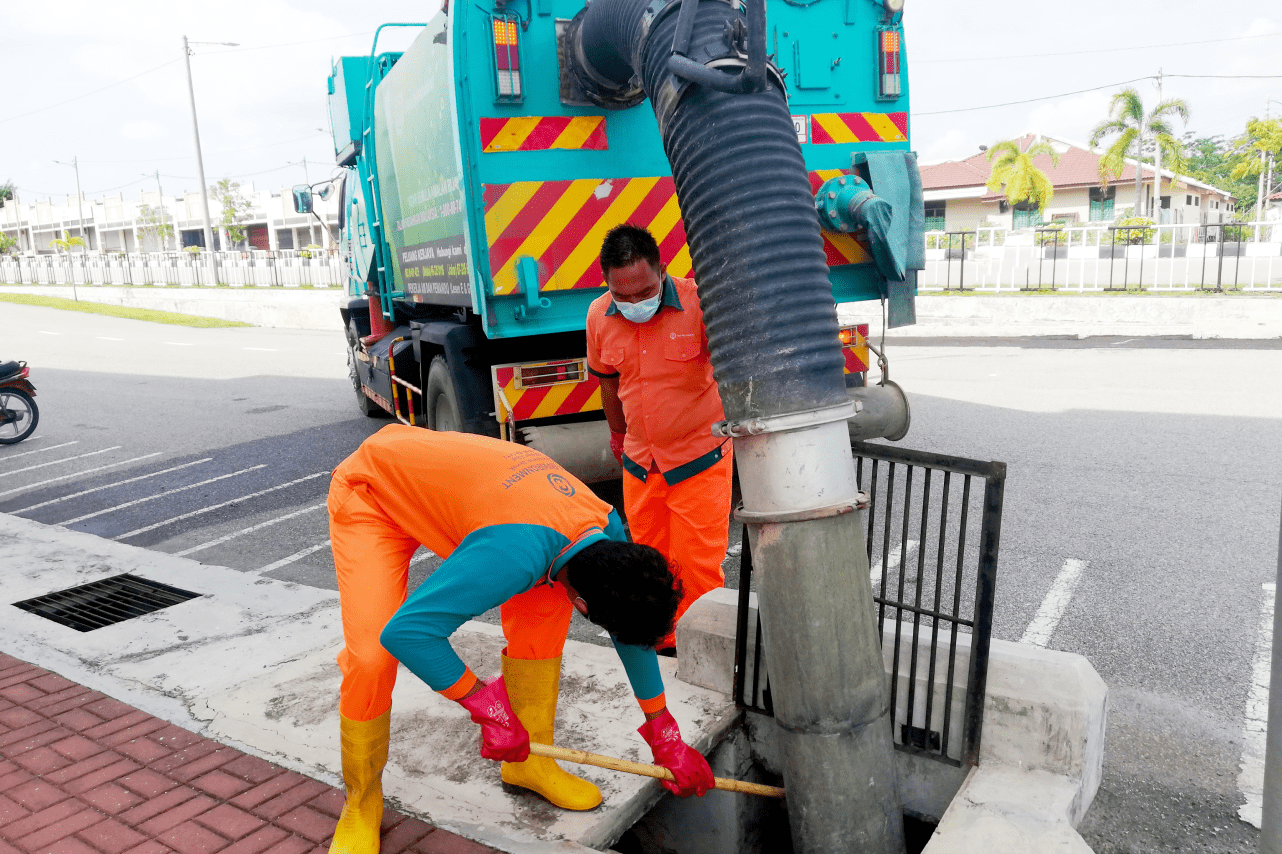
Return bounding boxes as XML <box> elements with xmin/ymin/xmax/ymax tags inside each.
<box><xmin>733</xmin><ymin>441</ymin><xmax>1006</xmax><ymax>767</ymax></box>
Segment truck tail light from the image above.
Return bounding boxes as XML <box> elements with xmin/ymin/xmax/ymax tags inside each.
<box><xmin>839</xmin><ymin>324</ymin><xmax>869</xmax><ymax>374</ymax></box>
<box><xmin>492</xmin><ymin>16</ymin><xmax>523</xmax><ymax>103</ymax></box>
<box><xmin>877</xmin><ymin>26</ymin><xmax>901</xmax><ymax>101</ymax></box>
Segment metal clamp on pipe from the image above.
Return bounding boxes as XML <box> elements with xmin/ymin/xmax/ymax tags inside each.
<box><xmin>712</xmin><ymin>400</ymin><xmax>856</xmax><ymax>439</ymax></box>
<box><xmin>734</xmin><ymin>490</ymin><xmax>871</xmax><ymax>524</ymax></box>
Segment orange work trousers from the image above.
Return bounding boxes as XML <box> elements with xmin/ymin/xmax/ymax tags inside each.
<box><xmin>329</xmin><ymin>475</ymin><xmax>575</xmax><ymax>722</ymax></box>
<box><xmin>622</xmin><ymin>448</ymin><xmax>733</xmax><ymax>649</ymax></box>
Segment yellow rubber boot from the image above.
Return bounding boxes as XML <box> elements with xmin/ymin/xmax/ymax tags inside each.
<box><xmin>500</xmin><ymin>655</ymin><xmax>603</xmax><ymax>811</ymax></box>
<box><xmin>329</xmin><ymin>711</ymin><xmax>390</xmax><ymax>854</ymax></box>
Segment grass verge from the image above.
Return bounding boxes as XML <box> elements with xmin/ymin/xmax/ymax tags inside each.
<box><xmin>0</xmin><ymin>293</ymin><xmax>252</xmax><ymax>327</ymax></box>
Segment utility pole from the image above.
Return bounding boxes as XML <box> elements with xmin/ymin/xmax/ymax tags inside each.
<box><xmin>54</xmin><ymin>157</ymin><xmax>89</xmax><ymax>253</ymax></box>
<box><xmin>154</xmin><ymin>171</ymin><xmax>169</xmax><ymax>252</ymax></box>
<box><xmin>303</xmin><ymin>156</ymin><xmax>316</xmax><ymax>249</ymax></box>
<box><xmin>183</xmin><ymin>35</ymin><xmax>238</xmax><ymax>279</ymax></box>
<box><xmin>1152</xmin><ymin>70</ymin><xmax>1163</xmax><ymax>228</ymax></box>
<box><xmin>1257</xmin><ymin>150</ymin><xmax>1267</xmax><ymax>242</ymax></box>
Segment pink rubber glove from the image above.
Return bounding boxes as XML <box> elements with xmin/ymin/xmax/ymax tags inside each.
<box><xmin>609</xmin><ymin>431</ymin><xmax>626</xmax><ymax>465</ymax></box>
<box><xmin>456</xmin><ymin>677</ymin><xmax>530</xmax><ymax>762</ymax></box>
<box><xmin>637</xmin><ymin>709</ymin><xmax>714</xmax><ymax>797</ymax></box>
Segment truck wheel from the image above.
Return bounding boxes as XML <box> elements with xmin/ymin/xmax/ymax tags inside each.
<box><xmin>426</xmin><ymin>357</ymin><xmax>462</xmax><ymax>432</ymax></box>
<box><xmin>348</xmin><ymin>331</ymin><xmax>388</xmax><ymax>419</ymax></box>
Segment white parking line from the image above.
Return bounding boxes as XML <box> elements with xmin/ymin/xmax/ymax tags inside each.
<box><xmin>410</xmin><ymin>548</ymin><xmax>439</xmax><ymax>566</ymax></box>
<box><xmin>0</xmin><ymin>440</ymin><xmax>79</xmax><ymax>461</ymax></box>
<box><xmin>37</xmin><ymin>331</ymin><xmax>60</xmax><ymax>335</ymax></box>
<box><xmin>0</xmin><ymin>453</ymin><xmax>165</xmax><ymax>499</ymax></box>
<box><xmin>1020</xmin><ymin>558</ymin><xmax>1089</xmax><ymax>648</ymax></box>
<box><xmin>1237</xmin><ymin>581</ymin><xmax>1275</xmax><ymax>828</ymax></box>
<box><xmin>2</xmin><ymin>446</ymin><xmax>122</xmax><ymax>477</ymax></box>
<box><xmin>165</xmin><ymin>342</ymin><xmax>193</xmax><ymax>346</ymax></box>
<box><xmin>13</xmin><ymin>458</ymin><xmax>213</xmax><ymax>513</ymax></box>
<box><xmin>243</xmin><ymin>348</ymin><xmax>278</xmax><ymax>352</ymax></box>
<box><xmin>258</xmin><ymin>540</ymin><xmax>331</xmax><ymax>574</ymax></box>
<box><xmin>60</xmin><ymin>465</ymin><xmax>267</xmax><ymax>525</ymax></box>
<box><xmin>113</xmin><ymin>471</ymin><xmax>328</xmax><ymax>540</ymax></box>
<box><xmin>174</xmin><ymin>502</ymin><xmax>326</xmax><ymax>557</ymax></box>
<box><xmin>871</xmin><ymin>539</ymin><xmax>919</xmax><ymax>587</ymax></box>
<box><xmin>97</xmin><ymin>337</ymin><xmax>124</xmax><ymax>341</ymax></box>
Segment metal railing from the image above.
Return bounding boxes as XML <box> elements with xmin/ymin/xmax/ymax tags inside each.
<box><xmin>924</xmin><ymin>220</ymin><xmax>1282</xmax><ymax>292</ymax></box>
<box><xmin>0</xmin><ymin>250</ymin><xmax>344</xmax><ymax>288</ymax></box>
<box><xmin>734</xmin><ymin>441</ymin><xmax>1006</xmax><ymax>767</ymax></box>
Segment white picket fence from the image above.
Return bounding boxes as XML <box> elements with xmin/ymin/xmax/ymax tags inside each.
<box><xmin>923</xmin><ymin>221</ymin><xmax>1282</xmax><ymax>292</ymax></box>
<box><xmin>0</xmin><ymin>251</ymin><xmax>345</xmax><ymax>289</ymax></box>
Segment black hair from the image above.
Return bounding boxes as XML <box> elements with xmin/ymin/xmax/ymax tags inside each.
<box><xmin>563</xmin><ymin>540</ymin><xmax>681</xmax><ymax>647</ymax></box>
<box><xmin>599</xmin><ymin>224</ymin><xmax>662</xmax><ymax>277</ymax></box>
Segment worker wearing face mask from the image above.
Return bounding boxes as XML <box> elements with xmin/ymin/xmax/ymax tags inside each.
<box><xmin>584</xmin><ymin>224</ymin><xmax>732</xmax><ymax>656</ymax></box>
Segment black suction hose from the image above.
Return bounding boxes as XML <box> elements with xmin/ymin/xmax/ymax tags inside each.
<box><xmin>572</xmin><ymin>0</ymin><xmax>846</xmax><ymax>420</ymax></box>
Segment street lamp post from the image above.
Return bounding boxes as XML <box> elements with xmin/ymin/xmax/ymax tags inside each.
<box><xmin>52</xmin><ymin>157</ymin><xmax>86</xmax><ymax>302</ymax></box>
<box><xmin>182</xmin><ymin>35</ymin><xmax>238</xmax><ymax>280</ymax></box>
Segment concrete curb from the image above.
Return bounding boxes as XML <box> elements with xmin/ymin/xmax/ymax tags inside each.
<box><xmin>677</xmin><ymin>588</ymin><xmax>1108</xmax><ymax>853</ymax></box>
<box><xmin>4</xmin><ymin>284</ymin><xmax>1281</xmax><ymax>338</ymax></box>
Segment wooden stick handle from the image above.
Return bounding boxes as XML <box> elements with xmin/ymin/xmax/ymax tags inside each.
<box><xmin>528</xmin><ymin>742</ymin><xmax>785</xmax><ymax>799</ymax></box>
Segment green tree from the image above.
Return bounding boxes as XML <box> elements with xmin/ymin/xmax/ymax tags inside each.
<box><xmin>1228</xmin><ymin>118</ymin><xmax>1282</xmax><ymax>218</ymax></box>
<box><xmin>210</xmin><ymin>178</ymin><xmax>252</xmax><ymax>248</ymax></box>
<box><xmin>985</xmin><ymin>137</ymin><xmax>1061</xmax><ymax>214</ymax></box>
<box><xmin>1091</xmin><ymin>88</ymin><xmax>1190</xmax><ymax>217</ymax></box>
<box><xmin>0</xmin><ymin>181</ymin><xmax>13</xmax><ymax>208</ymax></box>
<box><xmin>0</xmin><ymin>232</ymin><xmax>18</xmax><ymax>255</ymax></box>
<box><xmin>136</xmin><ymin>203</ymin><xmax>175</xmax><ymax>252</ymax></box>
<box><xmin>49</xmin><ymin>229</ymin><xmax>86</xmax><ymax>254</ymax></box>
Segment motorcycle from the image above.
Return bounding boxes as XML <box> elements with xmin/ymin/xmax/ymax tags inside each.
<box><xmin>0</xmin><ymin>361</ymin><xmax>39</xmax><ymax>444</ymax></box>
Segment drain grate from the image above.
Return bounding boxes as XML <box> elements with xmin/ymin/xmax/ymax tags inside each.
<box><xmin>13</xmin><ymin>574</ymin><xmax>201</xmax><ymax>632</ymax></box>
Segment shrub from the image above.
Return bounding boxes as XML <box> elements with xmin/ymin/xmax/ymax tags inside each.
<box><xmin>1113</xmin><ymin>216</ymin><xmax>1155</xmax><ymax>245</ymax></box>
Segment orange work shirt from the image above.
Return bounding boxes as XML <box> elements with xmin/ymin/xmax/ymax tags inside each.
<box><xmin>585</xmin><ymin>275</ymin><xmax>726</xmax><ymax>482</ymax></box>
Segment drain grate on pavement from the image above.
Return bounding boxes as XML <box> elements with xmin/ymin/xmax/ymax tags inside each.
<box><xmin>12</xmin><ymin>573</ymin><xmax>201</xmax><ymax>632</ymax></box>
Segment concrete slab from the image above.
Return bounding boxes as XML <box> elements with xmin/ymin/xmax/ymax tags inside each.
<box><xmin>0</xmin><ymin>512</ymin><xmax>737</xmax><ymax>853</ymax></box>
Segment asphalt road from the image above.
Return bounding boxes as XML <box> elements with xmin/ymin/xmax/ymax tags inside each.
<box><xmin>3</xmin><ymin>301</ymin><xmax>1281</xmax><ymax>853</ymax></box>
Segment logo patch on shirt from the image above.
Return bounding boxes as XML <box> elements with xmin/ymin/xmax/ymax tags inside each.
<box><xmin>547</xmin><ymin>473</ymin><xmax>576</xmax><ymax>497</ymax></box>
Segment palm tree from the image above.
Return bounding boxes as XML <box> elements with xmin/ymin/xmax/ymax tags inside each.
<box><xmin>985</xmin><ymin>137</ymin><xmax>1061</xmax><ymax>224</ymax></box>
<box><xmin>48</xmin><ymin>229</ymin><xmax>86</xmax><ymax>254</ymax></box>
<box><xmin>1091</xmin><ymin>88</ymin><xmax>1189</xmax><ymax>218</ymax></box>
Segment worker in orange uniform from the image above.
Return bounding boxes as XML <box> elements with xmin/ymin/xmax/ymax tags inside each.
<box><xmin>326</xmin><ymin>426</ymin><xmax>714</xmax><ymax>854</ymax></box>
<box><xmin>585</xmin><ymin>224</ymin><xmax>732</xmax><ymax>655</ymax></box>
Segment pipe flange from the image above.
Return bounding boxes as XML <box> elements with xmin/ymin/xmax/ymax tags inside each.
<box><xmin>734</xmin><ymin>491</ymin><xmax>870</xmax><ymax>524</ymax></box>
<box><xmin>712</xmin><ymin>400</ymin><xmax>856</xmax><ymax>438</ymax></box>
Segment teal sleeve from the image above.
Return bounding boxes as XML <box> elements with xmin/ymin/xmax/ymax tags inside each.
<box><xmin>380</xmin><ymin>524</ymin><xmax>568</xmax><ymax>691</ymax></box>
<box><xmin>604</xmin><ymin>509</ymin><xmax>628</xmax><ymax>543</ymax></box>
<box><xmin>612</xmin><ymin>638</ymin><xmax>664</xmax><ymax>702</ymax></box>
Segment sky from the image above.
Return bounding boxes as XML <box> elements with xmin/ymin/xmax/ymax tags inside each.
<box><xmin>1</xmin><ymin>0</ymin><xmax>1279</xmax><ymax>204</ymax></box>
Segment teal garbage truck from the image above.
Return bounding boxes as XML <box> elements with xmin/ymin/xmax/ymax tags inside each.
<box><xmin>295</xmin><ymin>0</ymin><xmax>923</xmax><ymax>482</ymax></box>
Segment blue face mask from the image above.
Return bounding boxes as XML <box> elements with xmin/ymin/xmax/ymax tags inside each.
<box><xmin>616</xmin><ymin>292</ymin><xmax>662</xmax><ymax>323</ymax></box>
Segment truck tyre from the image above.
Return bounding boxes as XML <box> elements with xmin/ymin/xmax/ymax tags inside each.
<box><xmin>426</xmin><ymin>356</ymin><xmax>462</xmax><ymax>432</ymax></box>
<box><xmin>348</xmin><ymin>327</ymin><xmax>388</xmax><ymax>419</ymax></box>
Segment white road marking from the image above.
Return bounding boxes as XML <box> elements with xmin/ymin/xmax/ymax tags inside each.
<box><xmin>1237</xmin><ymin>581</ymin><xmax>1275</xmax><ymax>828</ymax></box>
<box><xmin>0</xmin><ymin>440</ymin><xmax>78</xmax><ymax>461</ymax></box>
<box><xmin>174</xmin><ymin>502</ymin><xmax>326</xmax><ymax>556</ymax></box>
<box><xmin>257</xmin><ymin>540</ymin><xmax>331</xmax><ymax>574</ymax></box>
<box><xmin>1</xmin><ymin>453</ymin><xmax>166</xmax><ymax>501</ymax></box>
<box><xmin>243</xmin><ymin>347</ymin><xmax>277</xmax><ymax>352</ymax></box>
<box><xmin>727</xmin><ymin>540</ymin><xmax>743</xmax><ymax>556</ymax></box>
<box><xmin>97</xmin><ymin>337</ymin><xmax>124</xmax><ymax>341</ymax></box>
<box><xmin>1</xmin><ymin>446</ymin><xmax>122</xmax><ymax>477</ymax></box>
<box><xmin>871</xmin><ymin>539</ymin><xmax>919</xmax><ymax>587</ymax></box>
<box><xmin>113</xmin><ymin>471</ymin><xmax>328</xmax><ymax>540</ymax></box>
<box><xmin>409</xmin><ymin>548</ymin><xmax>439</xmax><ymax>566</ymax></box>
<box><xmin>13</xmin><ymin>458</ymin><xmax>213</xmax><ymax>513</ymax></box>
<box><xmin>1020</xmin><ymin>558</ymin><xmax>1090</xmax><ymax>648</ymax></box>
<box><xmin>37</xmin><ymin>331</ymin><xmax>60</xmax><ymax>335</ymax></box>
<box><xmin>59</xmin><ymin>465</ymin><xmax>267</xmax><ymax>525</ymax></box>
<box><xmin>165</xmin><ymin>342</ymin><xmax>193</xmax><ymax>346</ymax></box>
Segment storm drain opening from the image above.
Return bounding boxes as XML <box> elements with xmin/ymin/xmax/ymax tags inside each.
<box><xmin>12</xmin><ymin>574</ymin><xmax>201</xmax><ymax>632</ymax></box>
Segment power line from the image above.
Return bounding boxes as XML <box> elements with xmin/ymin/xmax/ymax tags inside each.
<box><xmin>1167</xmin><ymin>74</ymin><xmax>1282</xmax><ymax>80</ymax></box>
<box><xmin>0</xmin><ymin>60</ymin><xmax>180</xmax><ymax>125</ymax></box>
<box><xmin>915</xmin><ymin>77</ymin><xmax>1153</xmax><ymax>116</ymax></box>
<box><xmin>80</xmin><ymin>133</ymin><xmax>331</xmax><ymax>165</ymax></box>
<box><xmin>916</xmin><ymin>30</ymin><xmax>1280</xmax><ymax>64</ymax></box>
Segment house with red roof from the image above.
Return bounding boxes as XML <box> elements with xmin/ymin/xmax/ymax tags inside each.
<box><xmin>919</xmin><ymin>133</ymin><xmax>1237</xmax><ymax>232</ymax></box>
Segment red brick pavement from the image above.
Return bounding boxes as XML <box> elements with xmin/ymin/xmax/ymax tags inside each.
<box><xmin>0</xmin><ymin>652</ymin><xmax>501</xmax><ymax>854</ymax></box>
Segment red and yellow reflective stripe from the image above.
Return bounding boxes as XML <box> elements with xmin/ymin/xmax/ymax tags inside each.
<box><xmin>809</xmin><ymin>112</ymin><xmax>908</xmax><ymax>144</ymax></box>
<box><xmin>483</xmin><ymin>170</ymin><xmax>884</xmax><ymax>295</ymax></box>
<box><xmin>840</xmin><ymin>324</ymin><xmax>870</xmax><ymax>374</ymax></box>
<box><xmin>480</xmin><ymin>116</ymin><xmax>608</xmax><ymax>153</ymax></box>
<box><xmin>483</xmin><ymin>177</ymin><xmax>692</xmax><ymax>295</ymax></box>
<box><xmin>493</xmin><ymin>363</ymin><xmax>603</xmax><ymax>421</ymax></box>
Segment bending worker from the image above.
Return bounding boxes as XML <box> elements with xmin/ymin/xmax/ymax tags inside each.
<box><xmin>586</xmin><ymin>224</ymin><xmax>732</xmax><ymax>655</ymax></box>
<box><xmin>327</xmin><ymin>425</ymin><xmax>713</xmax><ymax>854</ymax></box>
